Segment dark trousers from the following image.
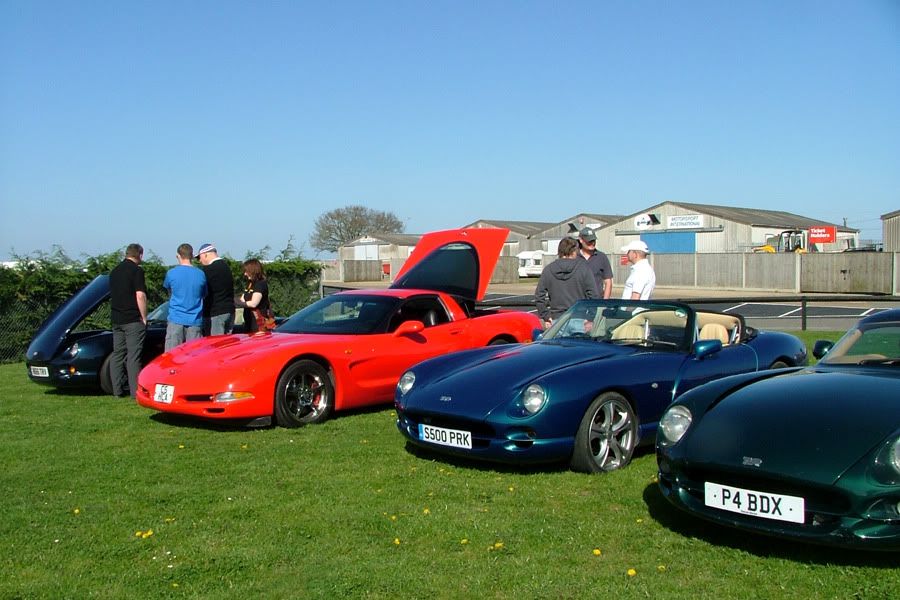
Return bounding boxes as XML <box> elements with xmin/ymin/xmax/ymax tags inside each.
<box><xmin>111</xmin><ymin>321</ymin><xmax>146</xmax><ymax>397</ymax></box>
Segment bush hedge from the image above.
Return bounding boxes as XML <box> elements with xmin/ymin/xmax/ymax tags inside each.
<box><xmin>0</xmin><ymin>247</ymin><xmax>322</xmax><ymax>363</ymax></box>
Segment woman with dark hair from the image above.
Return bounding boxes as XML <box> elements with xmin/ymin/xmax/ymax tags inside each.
<box><xmin>235</xmin><ymin>258</ymin><xmax>272</xmax><ymax>332</ymax></box>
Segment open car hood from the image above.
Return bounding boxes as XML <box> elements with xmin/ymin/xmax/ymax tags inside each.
<box><xmin>390</xmin><ymin>228</ymin><xmax>508</xmax><ymax>301</ymax></box>
<box><xmin>26</xmin><ymin>274</ymin><xmax>110</xmax><ymax>361</ymax></box>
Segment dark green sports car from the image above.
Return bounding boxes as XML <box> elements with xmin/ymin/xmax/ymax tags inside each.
<box><xmin>657</xmin><ymin>308</ymin><xmax>900</xmax><ymax>550</ymax></box>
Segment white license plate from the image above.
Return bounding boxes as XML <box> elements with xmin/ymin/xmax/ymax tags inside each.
<box><xmin>705</xmin><ymin>481</ymin><xmax>805</xmax><ymax>524</ymax></box>
<box><xmin>30</xmin><ymin>366</ymin><xmax>50</xmax><ymax>378</ymax></box>
<box><xmin>153</xmin><ymin>384</ymin><xmax>175</xmax><ymax>404</ymax></box>
<box><xmin>418</xmin><ymin>423</ymin><xmax>472</xmax><ymax>449</ymax></box>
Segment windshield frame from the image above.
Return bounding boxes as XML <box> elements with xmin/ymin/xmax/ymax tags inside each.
<box><xmin>542</xmin><ymin>299</ymin><xmax>696</xmax><ymax>351</ymax></box>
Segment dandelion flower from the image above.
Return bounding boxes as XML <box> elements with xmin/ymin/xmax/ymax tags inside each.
<box><xmin>240</xmin><ymin>444</ymin><xmax>248</xmax><ymax>450</ymax></box>
<box><xmin>508</xmin><ymin>486</ymin><xmax>514</xmax><ymax>492</ymax></box>
<box><xmin>460</xmin><ymin>539</ymin><xmax>469</xmax><ymax>545</ymax></box>
<box><xmin>164</xmin><ymin>517</ymin><xmax>176</xmax><ymax>523</ymax></box>
<box><xmin>422</xmin><ymin>508</ymin><xmax>431</xmax><ymax>515</ymax></box>
<box><xmin>390</xmin><ymin>515</ymin><xmax>397</xmax><ymax>521</ymax></box>
<box><xmin>172</xmin><ymin>583</ymin><xmax>179</xmax><ymax>588</ymax></box>
<box><xmin>657</xmin><ymin>565</ymin><xmax>667</xmax><ymax>573</ymax></box>
<box><xmin>135</xmin><ymin>531</ymin><xmax>143</xmax><ymax>537</ymax></box>
<box><xmin>493</xmin><ymin>541</ymin><xmax>504</xmax><ymax>550</ymax></box>
<box><xmin>393</xmin><ymin>538</ymin><xmax>401</xmax><ymax>545</ymax></box>
<box><xmin>627</xmin><ymin>568</ymin><xmax>637</xmax><ymax>577</ymax></box>
<box><xmin>636</xmin><ymin>518</ymin><xmax>643</xmax><ymax>524</ymax></box>
<box><xmin>142</xmin><ymin>529</ymin><xmax>154</xmax><ymax>539</ymax></box>
<box><xmin>592</xmin><ymin>548</ymin><xmax>602</xmax><ymax>556</ymax></box>
<box><xmin>178</xmin><ymin>444</ymin><xmax>185</xmax><ymax>449</ymax></box>
<box><xmin>72</xmin><ymin>508</ymin><xmax>80</xmax><ymax>515</ymax></box>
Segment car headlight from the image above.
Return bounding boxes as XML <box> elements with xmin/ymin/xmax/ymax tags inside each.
<box><xmin>658</xmin><ymin>405</ymin><xmax>692</xmax><ymax>446</ymax></box>
<box><xmin>397</xmin><ymin>371</ymin><xmax>416</xmax><ymax>396</ymax></box>
<box><xmin>65</xmin><ymin>343</ymin><xmax>80</xmax><ymax>358</ymax></box>
<box><xmin>522</xmin><ymin>384</ymin><xmax>546</xmax><ymax>415</ymax></box>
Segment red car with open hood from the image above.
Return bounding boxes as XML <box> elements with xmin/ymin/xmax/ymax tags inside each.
<box><xmin>136</xmin><ymin>228</ymin><xmax>540</xmax><ymax>426</ymax></box>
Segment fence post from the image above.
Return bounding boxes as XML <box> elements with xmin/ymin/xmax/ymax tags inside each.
<box><xmin>801</xmin><ymin>298</ymin><xmax>807</xmax><ymax>331</ymax></box>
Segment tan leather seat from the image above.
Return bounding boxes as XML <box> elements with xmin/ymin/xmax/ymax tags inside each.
<box><xmin>699</xmin><ymin>323</ymin><xmax>729</xmax><ymax>345</ymax></box>
<box><xmin>612</xmin><ymin>324</ymin><xmax>644</xmax><ymax>340</ymax></box>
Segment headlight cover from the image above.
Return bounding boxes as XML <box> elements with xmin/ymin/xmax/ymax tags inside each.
<box><xmin>872</xmin><ymin>436</ymin><xmax>900</xmax><ymax>484</ymax></box>
<box><xmin>658</xmin><ymin>405</ymin><xmax>693</xmax><ymax>446</ymax></box>
<box><xmin>65</xmin><ymin>343</ymin><xmax>80</xmax><ymax>358</ymax></box>
<box><xmin>397</xmin><ymin>371</ymin><xmax>416</xmax><ymax>396</ymax></box>
<box><xmin>522</xmin><ymin>384</ymin><xmax>546</xmax><ymax>415</ymax></box>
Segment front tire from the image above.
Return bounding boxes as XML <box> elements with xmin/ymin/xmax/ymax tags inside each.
<box><xmin>570</xmin><ymin>392</ymin><xmax>638</xmax><ymax>473</ymax></box>
<box><xmin>274</xmin><ymin>360</ymin><xmax>335</xmax><ymax>427</ymax></box>
<box><xmin>99</xmin><ymin>355</ymin><xmax>114</xmax><ymax>395</ymax></box>
<box><xmin>769</xmin><ymin>360</ymin><xmax>789</xmax><ymax>369</ymax></box>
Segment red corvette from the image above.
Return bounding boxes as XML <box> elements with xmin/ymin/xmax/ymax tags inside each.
<box><xmin>136</xmin><ymin>228</ymin><xmax>540</xmax><ymax>426</ymax></box>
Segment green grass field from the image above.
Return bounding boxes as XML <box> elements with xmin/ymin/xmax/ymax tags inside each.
<box><xmin>3</xmin><ymin>331</ymin><xmax>898</xmax><ymax>598</ymax></box>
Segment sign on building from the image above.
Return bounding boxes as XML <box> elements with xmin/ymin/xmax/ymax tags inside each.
<box><xmin>808</xmin><ymin>226</ymin><xmax>836</xmax><ymax>244</ymax></box>
<box><xmin>667</xmin><ymin>214</ymin><xmax>704</xmax><ymax>229</ymax></box>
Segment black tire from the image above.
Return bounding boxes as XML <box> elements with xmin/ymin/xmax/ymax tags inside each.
<box><xmin>488</xmin><ymin>337</ymin><xmax>511</xmax><ymax>346</ymax></box>
<box><xmin>570</xmin><ymin>392</ymin><xmax>638</xmax><ymax>473</ymax></box>
<box><xmin>99</xmin><ymin>355</ymin><xmax>114</xmax><ymax>395</ymax></box>
<box><xmin>769</xmin><ymin>360</ymin><xmax>789</xmax><ymax>369</ymax></box>
<box><xmin>274</xmin><ymin>360</ymin><xmax>335</xmax><ymax>427</ymax></box>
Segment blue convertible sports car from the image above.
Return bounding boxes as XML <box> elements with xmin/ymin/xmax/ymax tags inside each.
<box><xmin>657</xmin><ymin>308</ymin><xmax>900</xmax><ymax>550</ymax></box>
<box><xmin>395</xmin><ymin>299</ymin><xmax>807</xmax><ymax>473</ymax></box>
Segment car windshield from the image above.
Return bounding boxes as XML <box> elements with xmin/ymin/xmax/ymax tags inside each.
<box><xmin>276</xmin><ymin>294</ymin><xmax>401</xmax><ymax>335</ymax></box>
<box><xmin>147</xmin><ymin>302</ymin><xmax>168</xmax><ymax>323</ymax></box>
<box><xmin>818</xmin><ymin>321</ymin><xmax>900</xmax><ymax>366</ymax></box>
<box><xmin>543</xmin><ymin>300</ymin><xmax>691</xmax><ymax>350</ymax></box>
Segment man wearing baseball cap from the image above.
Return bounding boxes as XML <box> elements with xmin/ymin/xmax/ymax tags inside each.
<box><xmin>576</xmin><ymin>227</ymin><xmax>613</xmax><ymax>299</ymax></box>
<box><xmin>196</xmin><ymin>243</ymin><xmax>235</xmax><ymax>335</ymax></box>
<box><xmin>620</xmin><ymin>240</ymin><xmax>655</xmax><ymax>300</ymax></box>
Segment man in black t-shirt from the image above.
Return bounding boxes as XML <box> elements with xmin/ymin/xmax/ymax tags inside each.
<box><xmin>577</xmin><ymin>227</ymin><xmax>614</xmax><ymax>299</ymax></box>
<box><xmin>109</xmin><ymin>243</ymin><xmax>147</xmax><ymax>398</ymax></box>
<box><xmin>196</xmin><ymin>243</ymin><xmax>235</xmax><ymax>335</ymax></box>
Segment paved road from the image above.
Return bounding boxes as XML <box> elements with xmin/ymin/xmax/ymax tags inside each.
<box><xmin>480</xmin><ymin>290</ymin><xmax>899</xmax><ymax>332</ymax></box>
<box><xmin>326</xmin><ymin>281</ymin><xmax>899</xmax><ymax>332</ymax></box>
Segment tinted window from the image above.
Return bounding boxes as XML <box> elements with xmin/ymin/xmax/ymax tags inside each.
<box><xmin>277</xmin><ymin>295</ymin><xmax>401</xmax><ymax>335</ymax></box>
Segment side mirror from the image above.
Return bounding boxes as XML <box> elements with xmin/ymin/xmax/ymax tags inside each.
<box><xmin>693</xmin><ymin>339</ymin><xmax>722</xmax><ymax>360</ymax></box>
<box><xmin>393</xmin><ymin>320</ymin><xmax>425</xmax><ymax>337</ymax></box>
<box><xmin>532</xmin><ymin>328</ymin><xmax>543</xmax><ymax>341</ymax></box>
<box><xmin>812</xmin><ymin>340</ymin><xmax>833</xmax><ymax>360</ymax></box>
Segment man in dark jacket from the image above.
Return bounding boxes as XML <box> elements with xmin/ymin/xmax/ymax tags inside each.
<box><xmin>196</xmin><ymin>243</ymin><xmax>236</xmax><ymax>335</ymax></box>
<box><xmin>534</xmin><ymin>237</ymin><xmax>599</xmax><ymax>329</ymax></box>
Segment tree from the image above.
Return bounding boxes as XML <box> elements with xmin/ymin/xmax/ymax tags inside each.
<box><xmin>310</xmin><ymin>206</ymin><xmax>404</xmax><ymax>253</ymax></box>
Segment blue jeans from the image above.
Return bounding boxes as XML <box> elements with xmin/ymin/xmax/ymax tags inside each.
<box><xmin>165</xmin><ymin>322</ymin><xmax>202</xmax><ymax>351</ymax></box>
<box><xmin>205</xmin><ymin>312</ymin><xmax>234</xmax><ymax>336</ymax></box>
<box><xmin>110</xmin><ymin>321</ymin><xmax>146</xmax><ymax>398</ymax></box>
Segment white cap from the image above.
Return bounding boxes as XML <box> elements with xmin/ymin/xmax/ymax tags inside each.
<box><xmin>620</xmin><ymin>240</ymin><xmax>649</xmax><ymax>253</ymax></box>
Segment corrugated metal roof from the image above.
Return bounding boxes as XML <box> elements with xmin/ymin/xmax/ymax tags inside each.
<box><xmin>646</xmin><ymin>201</ymin><xmax>857</xmax><ymax>232</ymax></box>
<box><xmin>463</xmin><ymin>219</ymin><xmax>556</xmax><ymax>237</ymax></box>
<box><xmin>347</xmin><ymin>233</ymin><xmax>422</xmax><ymax>246</ymax></box>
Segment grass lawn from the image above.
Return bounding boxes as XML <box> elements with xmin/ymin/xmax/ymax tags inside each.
<box><xmin>2</xmin><ymin>331</ymin><xmax>898</xmax><ymax>598</ymax></box>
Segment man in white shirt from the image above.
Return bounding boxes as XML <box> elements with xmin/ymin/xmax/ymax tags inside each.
<box><xmin>620</xmin><ymin>240</ymin><xmax>655</xmax><ymax>300</ymax></box>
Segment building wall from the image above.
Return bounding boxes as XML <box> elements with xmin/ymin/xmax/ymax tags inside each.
<box><xmin>884</xmin><ymin>214</ymin><xmax>900</xmax><ymax>252</ymax></box>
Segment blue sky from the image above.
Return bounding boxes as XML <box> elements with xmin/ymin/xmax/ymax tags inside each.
<box><xmin>1</xmin><ymin>0</ymin><xmax>897</xmax><ymax>262</ymax></box>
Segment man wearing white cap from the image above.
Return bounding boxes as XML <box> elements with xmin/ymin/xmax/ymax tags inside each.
<box><xmin>196</xmin><ymin>243</ymin><xmax>235</xmax><ymax>335</ymax></box>
<box><xmin>620</xmin><ymin>240</ymin><xmax>655</xmax><ymax>300</ymax></box>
